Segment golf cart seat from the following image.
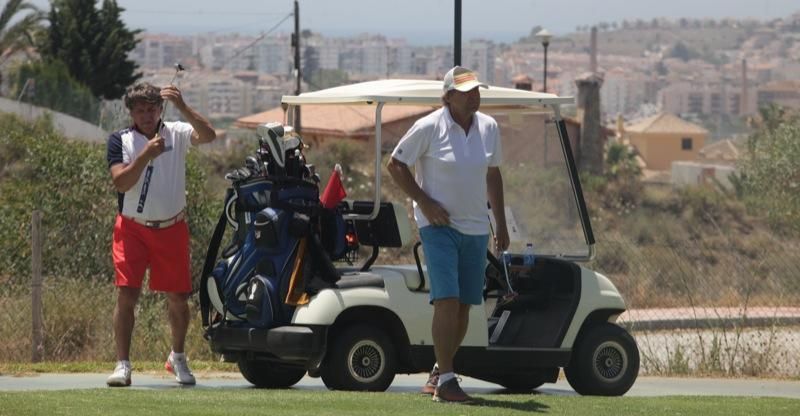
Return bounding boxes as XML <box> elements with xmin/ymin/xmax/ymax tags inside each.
<box><xmin>349</xmin><ymin>201</ymin><xmax>413</xmax><ymax>271</ymax></box>
<box><xmin>373</xmin><ymin>264</ymin><xmax>430</xmax><ymax>292</ymax></box>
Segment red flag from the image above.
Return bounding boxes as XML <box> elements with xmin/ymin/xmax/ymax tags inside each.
<box><xmin>320</xmin><ymin>165</ymin><xmax>347</xmax><ymax>209</ymax></box>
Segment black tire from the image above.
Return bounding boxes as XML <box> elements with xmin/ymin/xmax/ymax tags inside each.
<box><xmin>320</xmin><ymin>324</ymin><xmax>397</xmax><ymax>391</ymax></box>
<box><xmin>565</xmin><ymin>323</ymin><xmax>640</xmax><ymax>396</ymax></box>
<box><xmin>497</xmin><ymin>375</ymin><xmax>546</xmax><ymax>391</ymax></box>
<box><xmin>237</xmin><ymin>358</ymin><xmax>306</xmax><ymax>388</ymax></box>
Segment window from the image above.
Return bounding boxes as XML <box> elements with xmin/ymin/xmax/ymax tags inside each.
<box><xmin>682</xmin><ymin>137</ymin><xmax>693</xmax><ymax>150</ymax></box>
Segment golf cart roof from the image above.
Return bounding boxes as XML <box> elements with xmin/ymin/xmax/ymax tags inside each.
<box><xmin>282</xmin><ymin>79</ymin><xmax>573</xmax><ymax>107</ymax></box>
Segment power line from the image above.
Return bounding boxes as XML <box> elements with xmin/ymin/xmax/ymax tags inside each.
<box><xmin>183</xmin><ymin>12</ymin><xmax>293</xmax><ymax>85</ymax></box>
<box><xmin>124</xmin><ymin>9</ymin><xmax>289</xmax><ymax>16</ymax></box>
<box><xmin>222</xmin><ymin>13</ymin><xmax>294</xmax><ymax>68</ymax></box>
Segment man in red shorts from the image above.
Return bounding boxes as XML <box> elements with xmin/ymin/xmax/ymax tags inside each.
<box><xmin>105</xmin><ymin>82</ymin><xmax>216</xmax><ymax>386</ymax></box>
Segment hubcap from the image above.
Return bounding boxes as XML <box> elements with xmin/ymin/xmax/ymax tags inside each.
<box><xmin>347</xmin><ymin>339</ymin><xmax>385</xmax><ymax>383</ymax></box>
<box><xmin>592</xmin><ymin>340</ymin><xmax>627</xmax><ymax>383</ymax></box>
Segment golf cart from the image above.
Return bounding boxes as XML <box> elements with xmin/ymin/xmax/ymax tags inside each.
<box><xmin>200</xmin><ymin>80</ymin><xmax>639</xmax><ymax>396</ymax></box>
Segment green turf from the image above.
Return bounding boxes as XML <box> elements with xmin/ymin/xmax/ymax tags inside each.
<box><xmin>0</xmin><ymin>390</ymin><xmax>797</xmax><ymax>416</ymax></box>
<box><xmin>0</xmin><ymin>361</ymin><xmax>236</xmax><ymax>375</ymax></box>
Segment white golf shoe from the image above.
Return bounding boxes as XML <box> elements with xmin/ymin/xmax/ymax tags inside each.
<box><xmin>106</xmin><ymin>361</ymin><xmax>132</xmax><ymax>387</ymax></box>
<box><xmin>165</xmin><ymin>352</ymin><xmax>196</xmax><ymax>385</ymax></box>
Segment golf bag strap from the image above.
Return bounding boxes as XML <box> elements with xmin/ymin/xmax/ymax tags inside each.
<box><xmin>200</xmin><ymin>207</ymin><xmax>229</xmax><ymax>327</ymax></box>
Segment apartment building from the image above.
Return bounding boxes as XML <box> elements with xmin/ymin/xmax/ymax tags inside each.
<box><xmin>659</xmin><ymin>80</ymin><xmax>757</xmax><ymax>116</ymax></box>
<box><xmin>462</xmin><ymin>40</ymin><xmax>496</xmax><ymax>84</ymax></box>
<box><xmin>197</xmin><ymin>35</ymin><xmax>292</xmax><ymax>75</ymax></box>
<box><xmin>130</xmin><ymin>34</ymin><xmax>194</xmax><ymax>70</ymax></box>
<box><xmin>757</xmin><ymin>80</ymin><xmax>800</xmax><ymax>110</ymax></box>
<box><xmin>141</xmin><ymin>69</ymin><xmax>290</xmax><ymax>119</ymax></box>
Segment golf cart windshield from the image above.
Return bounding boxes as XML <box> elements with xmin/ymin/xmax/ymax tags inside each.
<box><xmin>486</xmin><ymin>105</ymin><xmax>593</xmax><ymax>260</ymax></box>
<box><xmin>282</xmin><ymin>80</ymin><xmax>594</xmax><ymax>261</ymax></box>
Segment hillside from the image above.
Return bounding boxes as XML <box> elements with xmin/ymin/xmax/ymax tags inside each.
<box><xmin>1</xmin><ymin>113</ymin><xmax>798</xmax><ymax>368</ymax></box>
<box><xmin>517</xmin><ymin>16</ymin><xmax>798</xmax><ymax>60</ymax></box>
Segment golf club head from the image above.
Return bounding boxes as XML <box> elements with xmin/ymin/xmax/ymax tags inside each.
<box><xmin>175</xmin><ymin>63</ymin><xmax>185</xmax><ymax>72</ymax></box>
<box><xmin>283</xmin><ymin>136</ymin><xmax>301</xmax><ymax>152</ymax></box>
<box><xmin>245</xmin><ymin>156</ymin><xmax>259</xmax><ymax>171</ymax></box>
<box><xmin>257</xmin><ymin>122</ymin><xmax>286</xmax><ymax>168</ymax></box>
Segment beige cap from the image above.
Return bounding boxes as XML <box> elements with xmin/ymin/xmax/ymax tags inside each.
<box><xmin>443</xmin><ymin>66</ymin><xmax>488</xmax><ymax>93</ymax></box>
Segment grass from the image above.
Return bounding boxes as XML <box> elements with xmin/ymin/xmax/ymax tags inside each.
<box><xmin>0</xmin><ymin>389</ymin><xmax>797</xmax><ymax>416</ymax></box>
<box><xmin>0</xmin><ymin>361</ymin><xmax>236</xmax><ymax>376</ymax></box>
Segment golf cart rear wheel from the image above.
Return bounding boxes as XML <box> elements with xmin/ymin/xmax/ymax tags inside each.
<box><xmin>497</xmin><ymin>375</ymin><xmax>546</xmax><ymax>391</ymax></box>
<box><xmin>237</xmin><ymin>358</ymin><xmax>306</xmax><ymax>388</ymax></box>
<box><xmin>565</xmin><ymin>323</ymin><xmax>639</xmax><ymax>396</ymax></box>
<box><xmin>320</xmin><ymin>324</ymin><xmax>397</xmax><ymax>391</ymax></box>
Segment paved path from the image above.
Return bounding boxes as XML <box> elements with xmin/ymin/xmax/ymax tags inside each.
<box><xmin>620</xmin><ymin>307</ymin><xmax>800</xmax><ymax>330</ymax></box>
<box><xmin>1</xmin><ymin>372</ymin><xmax>798</xmax><ymax>399</ymax></box>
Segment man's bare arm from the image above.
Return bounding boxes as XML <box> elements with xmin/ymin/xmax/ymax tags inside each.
<box><xmin>386</xmin><ymin>157</ymin><xmax>450</xmax><ymax>226</ymax></box>
<box><xmin>487</xmin><ymin>166</ymin><xmax>509</xmax><ymax>252</ymax></box>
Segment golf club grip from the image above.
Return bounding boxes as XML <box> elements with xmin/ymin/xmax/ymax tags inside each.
<box><xmin>136</xmin><ymin>163</ymin><xmax>154</xmax><ymax>213</ymax></box>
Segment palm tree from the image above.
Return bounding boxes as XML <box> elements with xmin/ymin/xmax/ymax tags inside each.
<box><xmin>0</xmin><ymin>0</ymin><xmax>44</xmax><ymax>62</ymax></box>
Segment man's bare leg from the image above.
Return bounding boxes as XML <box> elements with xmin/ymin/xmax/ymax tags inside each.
<box><xmin>113</xmin><ymin>287</ymin><xmax>141</xmax><ymax>361</ymax></box>
<box><xmin>432</xmin><ymin>298</ymin><xmax>462</xmax><ymax>374</ymax></box>
<box><xmin>166</xmin><ymin>292</ymin><xmax>191</xmax><ymax>353</ymax></box>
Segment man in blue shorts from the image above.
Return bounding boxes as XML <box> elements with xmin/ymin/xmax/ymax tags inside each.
<box><xmin>387</xmin><ymin>66</ymin><xmax>509</xmax><ymax>403</ymax></box>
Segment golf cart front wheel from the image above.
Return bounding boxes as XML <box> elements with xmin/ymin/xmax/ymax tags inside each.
<box><xmin>565</xmin><ymin>323</ymin><xmax>639</xmax><ymax>396</ymax></box>
<box><xmin>320</xmin><ymin>324</ymin><xmax>397</xmax><ymax>391</ymax></box>
<box><xmin>237</xmin><ymin>358</ymin><xmax>306</xmax><ymax>388</ymax></box>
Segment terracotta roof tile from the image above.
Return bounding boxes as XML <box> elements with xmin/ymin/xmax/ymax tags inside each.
<box><xmin>625</xmin><ymin>112</ymin><xmax>708</xmax><ymax>135</ymax></box>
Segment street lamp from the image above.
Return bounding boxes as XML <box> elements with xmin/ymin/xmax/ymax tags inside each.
<box><xmin>535</xmin><ymin>29</ymin><xmax>552</xmax><ymax>92</ymax></box>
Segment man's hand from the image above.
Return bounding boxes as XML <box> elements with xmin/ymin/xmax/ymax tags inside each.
<box><xmin>418</xmin><ymin>197</ymin><xmax>450</xmax><ymax>227</ymax></box>
<box><xmin>160</xmin><ymin>85</ymin><xmax>186</xmax><ymax>110</ymax></box>
<box><xmin>141</xmin><ymin>133</ymin><xmax>166</xmax><ymax>161</ymax></box>
<box><xmin>493</xmin><ymin>224</ymin><xmax>510</xmax><ymax>254</ymax></box>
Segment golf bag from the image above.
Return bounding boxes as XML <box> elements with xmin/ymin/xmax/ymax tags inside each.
<box><xmin>199</xmin><ymin>124</ymin><xmax>349</xmax><ymax>330</ymax></box>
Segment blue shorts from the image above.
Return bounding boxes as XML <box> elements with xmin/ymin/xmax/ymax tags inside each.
<box><xmin>419</xmin><ymin>226</ymin><xmax>489</xmax><ymax>305</ymax></box>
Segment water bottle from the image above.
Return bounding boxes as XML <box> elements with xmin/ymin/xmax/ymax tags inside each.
<box><xmin>522</xmin><ymin>243</ymin><xmax>535</xmax><ymax>267</ymax></box>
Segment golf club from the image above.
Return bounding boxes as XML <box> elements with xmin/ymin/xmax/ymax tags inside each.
<box><xmin>136</xmin><ymin>63</ymin><xmax>185</xmax><ymax>213</ymax></box>
<box><xmin>245</xmin><ymin>156</ymin><xmax>261</xmax><ymax>175</ymax></box>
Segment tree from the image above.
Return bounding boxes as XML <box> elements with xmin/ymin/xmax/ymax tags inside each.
<box><xmin>0</xmin><ymin>0</ymin><xmax>44</xmax><ymax>74</ymax></box>
<box><xmin>605</xmin><ymin>142</ymin><xmax>641</xmax><ymax>179</ymax></box>
<box><xmin>38</xmin><ymin>0</ymin><xmax>141</xmax><ymax>99</ymax></box>
<box><xmin>738</xmin><ymin>106</ymin><xmax>800</xmax><ymax>235</ymax></box>
<box><xmin>10</xmin><ymin>59</ymin><xmax>99</xmax><ymax>122</ymax></box>
<box><xmin>669</xmin><ymin>41</ymin><xmax>701</xmax><ymax>62</ymax></box>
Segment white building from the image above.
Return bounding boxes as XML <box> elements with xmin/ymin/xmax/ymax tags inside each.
<box><xmin>198</xmin><ymin>35</ymin><xmax>292</xmax><ymax>75</ymax></box>
<box><xmin>659</xmin><ymin>80</ymin><xmax>756</xmax><ymax>116</ymax></box>
<box><xmin>130</xmin><ymin>34</ymin><xmax>194</xmax><ymax>70</ymax></box>
<box><xmin>462</xmin><ymin>40</ymin><xmax>496</xmax><ymax>84</ymax></box>
<box><xmin>602</xmin><ymin>68</ymin><xmax>651</xmax><ymax>117</ymax></box>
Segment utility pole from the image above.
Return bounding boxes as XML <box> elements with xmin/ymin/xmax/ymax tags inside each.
<box><xmin>293</xmin><ymin>0</ymin><xmax>301</xmax><ymax>132</ymax></box>
<box><xmin>454</xmin><ymin>0</ymin><xmax>461</xmax><ymax>66</ymax></box>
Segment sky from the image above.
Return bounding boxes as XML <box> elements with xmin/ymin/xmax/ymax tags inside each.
<box><xmin>27</xmin><ymin>0</ymin><xmax>800</xmax><ymax>45</ymax></box>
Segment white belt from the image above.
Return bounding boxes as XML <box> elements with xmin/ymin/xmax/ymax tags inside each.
<box><xmin>123</xmin><ymin>211</ymin><xmax>185</xmax><ymax>229</ymax></box>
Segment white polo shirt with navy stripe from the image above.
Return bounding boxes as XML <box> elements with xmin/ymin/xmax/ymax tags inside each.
<box><xmin>391</xmin><ymin>107</ymin><xmax>502</xmax><ymax>235</ymax></box>
<box><xmin>106</xmin><ymin>122</ymin><xmax>194</xmax><ymax>221</ymax></box>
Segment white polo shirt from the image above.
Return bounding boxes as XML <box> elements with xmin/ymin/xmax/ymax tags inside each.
<box><xmin>391</xmin><ymin>107</ymin><xmax>502</xmax><ymax>235</ymax></box>
<box><xmin>106</xmin><ymin>121</ymin><xmax>194</xmax><ymax>221</ymax></box>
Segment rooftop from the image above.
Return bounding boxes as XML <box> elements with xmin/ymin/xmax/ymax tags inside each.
<box><xmin>624</xmin><ymin>112</ymin><xmax>708</xmax><ymax>135</ymax></box>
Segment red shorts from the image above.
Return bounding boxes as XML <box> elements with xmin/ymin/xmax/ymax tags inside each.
<box><xmin>112</xmin><ymin>214</ymin><xmax>192</xmax><ymax>293</ymax></box>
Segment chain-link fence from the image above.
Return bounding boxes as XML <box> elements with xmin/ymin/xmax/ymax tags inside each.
<box><xmin>590</xmin><ymin>234</ymin><xmax>800</xmax><ymax>377</ymax></box>
<box><xmin>0</xmin><ymin>211</ymin><xmax>213</xmax><ymax>363</ymax></box>
<box><xmin>3</xmin><ymin>209</ymin><xmax>799</xmax><ymax>377</ymax></box>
